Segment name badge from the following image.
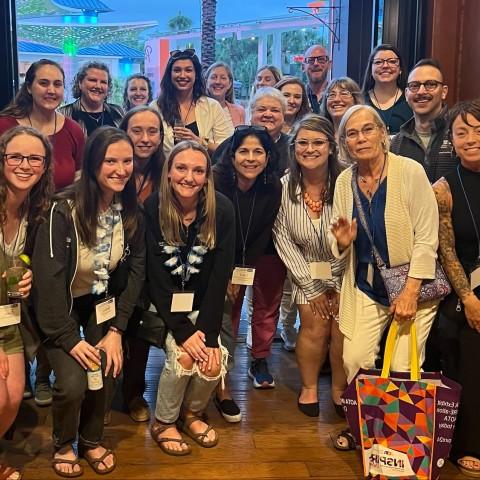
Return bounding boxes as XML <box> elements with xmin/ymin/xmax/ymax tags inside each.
<box><xmin>471</xmin><ymin>266</ymin><xmax>480</xmax><ymax>290</ymax></box>
<box><xmin>95</xmin><ymin>296</ymin><xmax>116</xmax><ymax>325</ymax></box>
<box><xmin>171</xmin><ymin>292</ymin><xmax>194</xmax><ymax>312</ymax></box>
<box><xmin>309</xmin><ymin>262</ymin><xmax>332</xmax><ymax>280</ymax></box>
<box><xmin>0</xmin><ymin>303</ymin><xmax>21</xmax><ymax>327</ymax></box>
<box><xmin>231</xmin><ymin>266</ymin><xmax>256</xmax><ymax>286</ymax></box>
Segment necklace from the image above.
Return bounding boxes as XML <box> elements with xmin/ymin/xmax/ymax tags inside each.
<box><xmin>28</xmin><ymin>111</ymin><xmax>57</xmax><ymax>137</ymax></box>
<box><xmin>80</xmin><ymin>102</ymin><xmax>105</xmax><ymax>125</ymax></box>
<box><xmin>358</xmin><ymin>155</ymin><xmax>387</xmax><ymax>200</ymax></box>
<box><xmin>303</xmin><ymin>188</ymin><xmax>327</xmax><ymax>213</ymax></box>
<box><xmin>180</xmin><ymin>100</ymin><xmax>194</xmax><ymax>125</ymax></box>
<box><xmin>371</xmin><ymin>88</ymin><xmax>400</xmax><ymax>133</ymax></box>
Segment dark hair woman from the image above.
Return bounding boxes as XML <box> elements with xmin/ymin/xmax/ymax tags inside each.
<box><xmin>213</xmin><ymin>125</ymin><xmax>281</xmax><ymax>421</ymax></box>
<box><xmin>362</xmin><ymin>44</ymin><xmax>412</xmax><ymax>134</ymax></box>
<box><xmin>273</xmin><ymin>114</ymin><xmax>346</xmax><ymax>417</ymax></box>
<box><xmin>32</xmin><ymin>126</ymin><xmax>145</xmax><ymax>477</ymax></box>
<box><xmin>146</xmin><ymin>141</ymin><xmax>234</xmax><ymax>455</ymax></box>
<box><xmin>123</xmin><ymin>74</ymin><xmax>153</xmax><ymax>111</ymax></box>
<box><xmin>0</xmin><ymin>126</ymin><xmax>53</xmax><ymax>479</ymax></box>
<box><xmin>433</xmin><ymin>99</ymin><xmax>480</xmax><ymax>478</ymax></box>
<box><xmin>153</xmin><ymin>49</ymin><xmax>233</xmax><ymax>158</ymax></box>
<box><xmin>0</xmin><ymin>59</ymin><xmax>85</xmax><ymax>191</ymax></box>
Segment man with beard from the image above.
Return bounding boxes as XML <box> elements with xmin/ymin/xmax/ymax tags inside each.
<box><xmin>60</xmin><ymin>61</ymin><xmax>124</xmax><ymax>137</ymax></box>
<box><xmin>390</xmin><ymin>58</ymin><xmax>456</xmax><ymax>183</ymax></box>
<box><xmin>302</xmin><ymin>45</ymin><xmax>331</xmax><ymax>114</ymax></box>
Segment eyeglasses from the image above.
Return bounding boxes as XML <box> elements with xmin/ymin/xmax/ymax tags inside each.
<box><xmin>235</xmin><ymin>125</ymin><xmax>268</xmax><ymax>134</ymax></box>
<box><xmin>169</xmin><ymin>48</ymin><xmax>196</xmax><ymax>59</ymax></box>
<box><xmin>295</xmin><ymin>139</ymin><xmax>329</xmax><ymax>149</ymax></box>
<box><xmin>4</xmin><ymin>153</ymin><xmax>45</xmax><ymax>167</ymax></box>
<box><xmin>372</xmin><ymin>58</ymin><xmax>400</xmax><ymax>67</ymax></box>
<box><xmin>406</xmin><ymin>80</ymin><xmax>444</xmax><ymax>93</ymax></box>
<box><xmin>303</xmin><ymin>55</ymin><xmax>329</xmax><ymax>65</ymax></box>
<box><xmin>345</xmin><ymin>124</ymin><xmax>380</xmax><ymax>140</ymax></box>
<box><xmin>326</xmin><ymin>89</ymin><xmax>354</xmax><ymax>101</ymax></box>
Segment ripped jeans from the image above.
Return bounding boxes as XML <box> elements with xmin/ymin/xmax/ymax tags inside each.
<box><xmin>154</xmin><ymin>331</ymin><xmax>228</xmax><ymax>423</ymax></box>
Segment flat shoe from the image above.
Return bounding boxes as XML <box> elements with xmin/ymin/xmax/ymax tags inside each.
<box><xmin>80</xmin><ymin>448</ymin><xmax>116</xmax><ymax>475</ymax></box>
<box><xmin>151</xmin><ymin>422</ymin><xmax>191</xmax><ymax>456</ymax></box>
<box><xmin>51</xmin><ymin>458</ymin><xmax>83</xmax><ymax>478</ymax></box>
<box><xmin>332</xmin><ymin>400</ymin><xmax>346</xmax><ymax>418</ymax></box>
<box><xmin>297</xmin><ymin>394</ymin><xmax>319</xmax><ymax>417</ymax></box>
<box><xmin>178</xmin><ymin>415</ymin><xmax>219</xmax><ymax>448</ymax></box>
<box><xmin>458</xmin><ymin>456</ymin><xmax>480</xmax><ymax>478</ymax></box>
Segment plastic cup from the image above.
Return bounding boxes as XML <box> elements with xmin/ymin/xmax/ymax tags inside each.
<box><xmin>6</xmin><ymin>257</ymin><xmax>26</xmax><ymax>298</ymax></box>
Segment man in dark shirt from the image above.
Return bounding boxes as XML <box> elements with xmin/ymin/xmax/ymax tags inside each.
<box><xmin>390</xmin><ymin>58</ymin><xmax>456</xmax><ymax>183</ymax></box>
<box><xmin>302</xmin><ymin>44</ymin><xmax>331</xmax><ymax>114</ymax></box>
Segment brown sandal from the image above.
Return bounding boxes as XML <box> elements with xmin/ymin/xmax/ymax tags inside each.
<box><xmin>179</xmin><ymin>415</ymin><xmax>219</xmax><ymax>448</ymax></box>
<box><xmin>151</xmin><ymin>421</ymin><xmax>191</xmax><ymax>456</ymax></box>
<box><xmin>51</xmin><ymin>458</ymin><xmax>83</xmax><ymax>478</ymax></box>
<box><xmin>80</xmin><ymin>448</ymin><xmax>116</xmax><ymax>475</ymax></box>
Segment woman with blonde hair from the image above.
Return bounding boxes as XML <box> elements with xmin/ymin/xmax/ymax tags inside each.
<box><xmin>146</xmin><ymin>141</ymin><xmax>234</xmax><ymax>455</ymax></box>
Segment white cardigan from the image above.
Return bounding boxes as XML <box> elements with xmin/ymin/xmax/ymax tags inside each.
<box><xmin>151</xmin><ymin>96</ymin><xmax>234</xmax><ymax>158</ymax></box>
<box><xmin>329</xmin><ymin>153</ymin><xmax>439</xmax><ymax>340</ymax></box>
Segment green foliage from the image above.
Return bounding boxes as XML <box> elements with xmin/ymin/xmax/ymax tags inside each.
<box><xmin>109</xmin><ymin>77</ymin><xmax>124</xmax><ymax>106</ymax></box>
<box><xmin>168</xmin><ymin>12</ymin><xmax>193</xmax><ymax>31</ymax></box>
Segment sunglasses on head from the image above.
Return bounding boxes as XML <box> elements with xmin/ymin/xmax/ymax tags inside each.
<box><xmin>170</xmin><ymin>48</ymin><xmax>196</xmax><ymax>59</ymax></box>
<box><xmin>234</xmin><ymin>125</ymin><xmax>268</xmax><ymax>134</ymax></box>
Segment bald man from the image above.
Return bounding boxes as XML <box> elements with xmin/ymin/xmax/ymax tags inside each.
<box><xmin>302</xmin><ymin>44</ymin><xmax>331</xmax><ymax>113</ymax></box>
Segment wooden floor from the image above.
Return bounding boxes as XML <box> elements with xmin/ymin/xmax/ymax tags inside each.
<box><xmin>2</xmin><ymin>342</ymin><xmax>464</xmax><ymax>479</ymax></box>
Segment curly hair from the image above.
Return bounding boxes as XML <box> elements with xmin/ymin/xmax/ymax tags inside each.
<box><xmin>71</xmin><ymin>61</ymin><xmax>112</xmax><ymax>99</ymax></box>
<box><xmin>0</xmin><ymin>126</ymin><xmax>54</xmax><ymax>226</ymax></box>
<box><xmin>123</xmin><ymin>74</ymin><xmax>153</xmax><ymax>111</ymax></box>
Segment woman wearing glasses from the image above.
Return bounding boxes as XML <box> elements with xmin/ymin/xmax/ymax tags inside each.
<box><xmin>0</xmin><ymin>126</ymin><xmax>52</xmax><ymax>480</ymax></box>
<box><xmin>205</xmin><ymin>62</ymin><xmax>245</xmax><ymax>127</ymax></box>
<box><xmin>153</xmin><ymin>49</ymin><xmax>233</xmax><ymax>158</ymax></box>
<box><xmin>362</xmin><ymin>44</ymin><xmax>412</xmax><ymax>134</ymax></box>
<box><xmin>273</xmin><ymin>114</ymin><xmax>346</xmax><ymax>417</ymax></box>
<box><xmin>274</xmin><ymin>76</ymin><xmax>311</xmax><ymax>134</ymax></box>
<box><xmin>32</xmin><ymin>127</ymin><xmax>145</xmax><ymax>477</ymax></box>
<box><xmin>212</xmin><ymin>125</ymin><xmax>281</xmax><ymax>421</ymax></box>
<box><xmin>329</xmin><ymin>105</ymin><xmax>439</xmax><ymax>448</ymax></box>
<box><xmin>433</xmin><ymin>100</ymin><xmax>480</xmax><ymax>478</ymax></box>
<box><xmin>320</xmin><ymin>77</ymin><xmax>364</xmax><ymax>133</ymax></box>
<box><xmin>0</xmin><ymin>59</ymin><xmax>85</xmax><ymax>191</ymax></box>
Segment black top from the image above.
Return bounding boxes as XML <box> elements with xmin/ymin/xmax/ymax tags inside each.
<box><xmin>145</xmin><ymin>191</ymin><xmax>235</xmax><ymax>347</ymax></box>
<box><xmin>445</xmin><ymin>164</ymin><xmax>480</xmax><ymax>273</ymax></box>
<box><xmin>364</xmin><ymin>92</ymin><xmax>413</xmax><ymax>134</ymax></box>
<box><xmin>185</xmin><ymin>121</ymin><xmax>200</xmax><ymax>138</ymax></box>
<box><xmin>213</xmin><ymin>169</ymin><xmax>281</xmax><ymax>266</ymax></box>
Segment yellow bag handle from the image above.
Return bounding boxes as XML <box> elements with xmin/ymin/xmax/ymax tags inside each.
<box><xmin>381</xmin><ymin>320</ymin><xmax>420</xmax><ymax>381</ymax></box>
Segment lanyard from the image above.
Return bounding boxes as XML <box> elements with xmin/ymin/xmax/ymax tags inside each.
<box><xmin>456</xmin><ymin>164</ymin><xmax>480</xmax><ymax>262</ymax></box>
<box><xmin>99</xmin><ymin>208</ymin><xmax>116</xmax><ymax>298</ymax></box>
<box><xmin>234</xmin><ymin>189</ymin><xmax>256</xmax><ymax>266</ymax></box>
<box><xmin>302</xmin><ymin>201</ymin><xmax>327</xmax><ymax>251</ymax></box>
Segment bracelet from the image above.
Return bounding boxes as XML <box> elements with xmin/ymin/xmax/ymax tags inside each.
<box><xmin>109</xmin><ymin>326</ymin><xmax>123</xmax><ymax>335</ymax></box>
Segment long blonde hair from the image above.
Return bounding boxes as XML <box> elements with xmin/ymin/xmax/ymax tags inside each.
<box><xmin>159</xmin><ymin>141</ymin><xmax>216</xmax><ymax>249</ymax></box>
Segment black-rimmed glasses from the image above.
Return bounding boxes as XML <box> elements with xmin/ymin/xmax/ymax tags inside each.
<box><xmin>303</xmin><ymin>55</ymin><xmax>329</xmax><ymax>65</ymax></box>
<box><xmin>406</xmin><ymin>80</ymin><xmax>444</xmax><ymax>93</ymax></box>
<box><xmin>4</xmin><ymin>153</ymin><xmax>45</xmax><ymax>167</ymax></box>
<box><xmin>372</xmin><ymin>58</ymin><xmax>400</xmax><ymax>67</ymax></box>
<box><xmin>169</xmin><ymin>48</ymin><xmax>196</xmax><ymax>59</ymax></box>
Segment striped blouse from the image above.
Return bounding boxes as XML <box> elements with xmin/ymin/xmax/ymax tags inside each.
<box><xmin>273</xmin><ymin>174</ymin><xmax>345</xmax><ymax>304</ymax></box>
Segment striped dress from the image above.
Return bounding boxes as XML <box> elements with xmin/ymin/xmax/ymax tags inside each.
<box><xmin>273</xmin><ymin>174</ymin><xmax>345</xmax><ymax>305</ymax></box>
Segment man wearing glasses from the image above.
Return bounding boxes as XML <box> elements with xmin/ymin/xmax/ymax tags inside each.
<box><xmin>391</xmin><ymin>58</ymin><xmax>456</xmax><ymax>183</ymax></box>
<box><xmin>302</xmin><ymin>45</ymin><xmax>331</xmax><ymax>114</ymax></box>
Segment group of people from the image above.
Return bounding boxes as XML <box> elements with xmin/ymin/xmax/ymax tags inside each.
<box><xmin>0</xmin><ymin>40</ymin><xmax>478</xmax><ymax>480</ymax></box>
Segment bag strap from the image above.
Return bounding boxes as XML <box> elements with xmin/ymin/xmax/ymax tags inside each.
<box><xmin>350</xmin><ymin>168</ymin><xmax>386</xmax><ymax>269</ymax></box>
<box><xmin>381</xmin><ymin>321</ymin><xmax>420</xmax><ymax>381</ymax></box>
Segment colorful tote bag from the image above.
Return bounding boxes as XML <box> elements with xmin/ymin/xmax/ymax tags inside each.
<box><xmin>342</xmin><ymin>322</ymin><xmax>461</xmax><ymax>479</ymax></box>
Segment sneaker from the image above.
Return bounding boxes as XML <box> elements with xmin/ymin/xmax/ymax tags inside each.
<box><xmin>214</xmin><ymin>395</ymin><xmax>242</xmax><ymax>423</ymax></box>
<box><xmin>34</xmin><ymin>382</ymin><xmax>52</xmax><ymax>407</ymax></box>
<box><xmin>248</xmin><ymin>358</ymin><xmax>275</xmax><ymax>389</ymax></box>
<box><xmin>128</xmin><ymin>396</ymin><xmax>150</xmax><ymax>422</ymax></box>
<box><xmin>280</xmin><ymin>329</ymin><xmax>297</xmax><ymax>352</ymax></box>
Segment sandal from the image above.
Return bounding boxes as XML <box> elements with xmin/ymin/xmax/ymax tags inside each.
<box><xmin>51</xmin><ymin>458</ymin><xmax>83</xmax><ymax>478</ymax></box>
<box><xmin>0</xmin><ymin>464</ymin><xmax>22</xmax><ymax>480</ymax></box>
<box><xmin>178</xmin><ymin>415</ymin><xmax>219</xmax><ymax>448</ymax></box>
<box><xmin>80</xmin><ymin>447</ymin><xmax>116</xmax><ymax>475</ymax></box>
<box><xmin>458</xmin><ymin>456</ymin><xmax>480</xmax><ymax>478</ymax></box>
<box><xmin>331</xmin><ymin>428</ymin><xmax>356</xmax><ymax>451</ymax></box>
<box><xmin>151</xmin><ymin>421</ymin><xmax>191</xmax><ymax>456</ymax></box>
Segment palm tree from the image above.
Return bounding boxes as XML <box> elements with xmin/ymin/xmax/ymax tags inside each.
<box><xmin>168</xmin><ymin>11</ymin><xmax>193</xmax><ymax>32</ymax></box>
<box><xmin>201</xmin><ymin>0</ymin><xmax>217</xmax><ymax>69</ymax></box>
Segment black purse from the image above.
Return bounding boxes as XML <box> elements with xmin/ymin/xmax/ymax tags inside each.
<box><xmin>126</xmin><ymin>306</ymin><xmax>166</xmax><ymax>349</ymax></box>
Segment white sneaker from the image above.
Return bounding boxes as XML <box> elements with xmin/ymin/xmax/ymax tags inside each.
<box><xmin>280</xmin><ymin>329</ymin><xmax>296</xmax><ymax>351</ymax></box>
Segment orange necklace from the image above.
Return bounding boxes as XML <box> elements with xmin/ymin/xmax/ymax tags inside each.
<box><xmin>303</xmin><ymin>189</ymin><xmax>326</xmax><ymax>213</ymax></box>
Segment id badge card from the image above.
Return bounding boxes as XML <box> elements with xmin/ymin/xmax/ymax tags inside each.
<box><xmin>231</xmin><ymin>266</ymin><xmax>256</xmax><ymax>286</ymax></box>
<box><xmin>0</xmin><ymin>303</ymin><xmax>21</xmax><ymax>327</ymax></box>
<box><xmin>95</xmin><ymin>296</ymin><xmax>116</xmax><ymax>325</ymax></box>
<box><xmin>309</xmin><ymin>262</ymin><xmax>332</xmax><ymax>280</ymax></box>
<box><xmin>471</xmin><ymin>266</ymin><xmax>480</xmax><ymax>290</ymax></box>
<box><xmin>171</xmin><ymin>291</ymin><xmax>194</xmax><ymax>312</ymax></box>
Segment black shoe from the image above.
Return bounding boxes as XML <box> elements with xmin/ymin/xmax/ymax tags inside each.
<box><xmin>332</xmin><ymin>400</ymin><xmax>346</xmax><ymax>418</ymax></box>
<box><xmin>214</xmin><ymin>395</ymin><xmax>242</xmax><ymax>423</ymax></box>
<box><xmin>297</xmin><ymin>395</ymin><xmax>319</xmax><ymax>417</ymax></box>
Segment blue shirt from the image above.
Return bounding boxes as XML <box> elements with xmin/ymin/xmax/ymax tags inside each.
<box><xmin>353</xmin><ymin>179</ymin><xmax>390</xmax><ymax>306</ymax></box>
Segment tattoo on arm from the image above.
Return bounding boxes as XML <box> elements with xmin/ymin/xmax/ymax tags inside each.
<box><xmin>434</xmin><ymin>179</ymin><xmax>471</xmax><ymax>300</ymax></box>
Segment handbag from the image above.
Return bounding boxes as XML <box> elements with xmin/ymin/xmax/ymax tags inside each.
<box><xmin>351</xmin><ymin>170</ymin><xmax>451</xmax><ymax>304</ymax></box>
<box><xmin>126</xmin><ymin>306</ymin><xmax>166</xmax><ymax>349</ymax></box>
